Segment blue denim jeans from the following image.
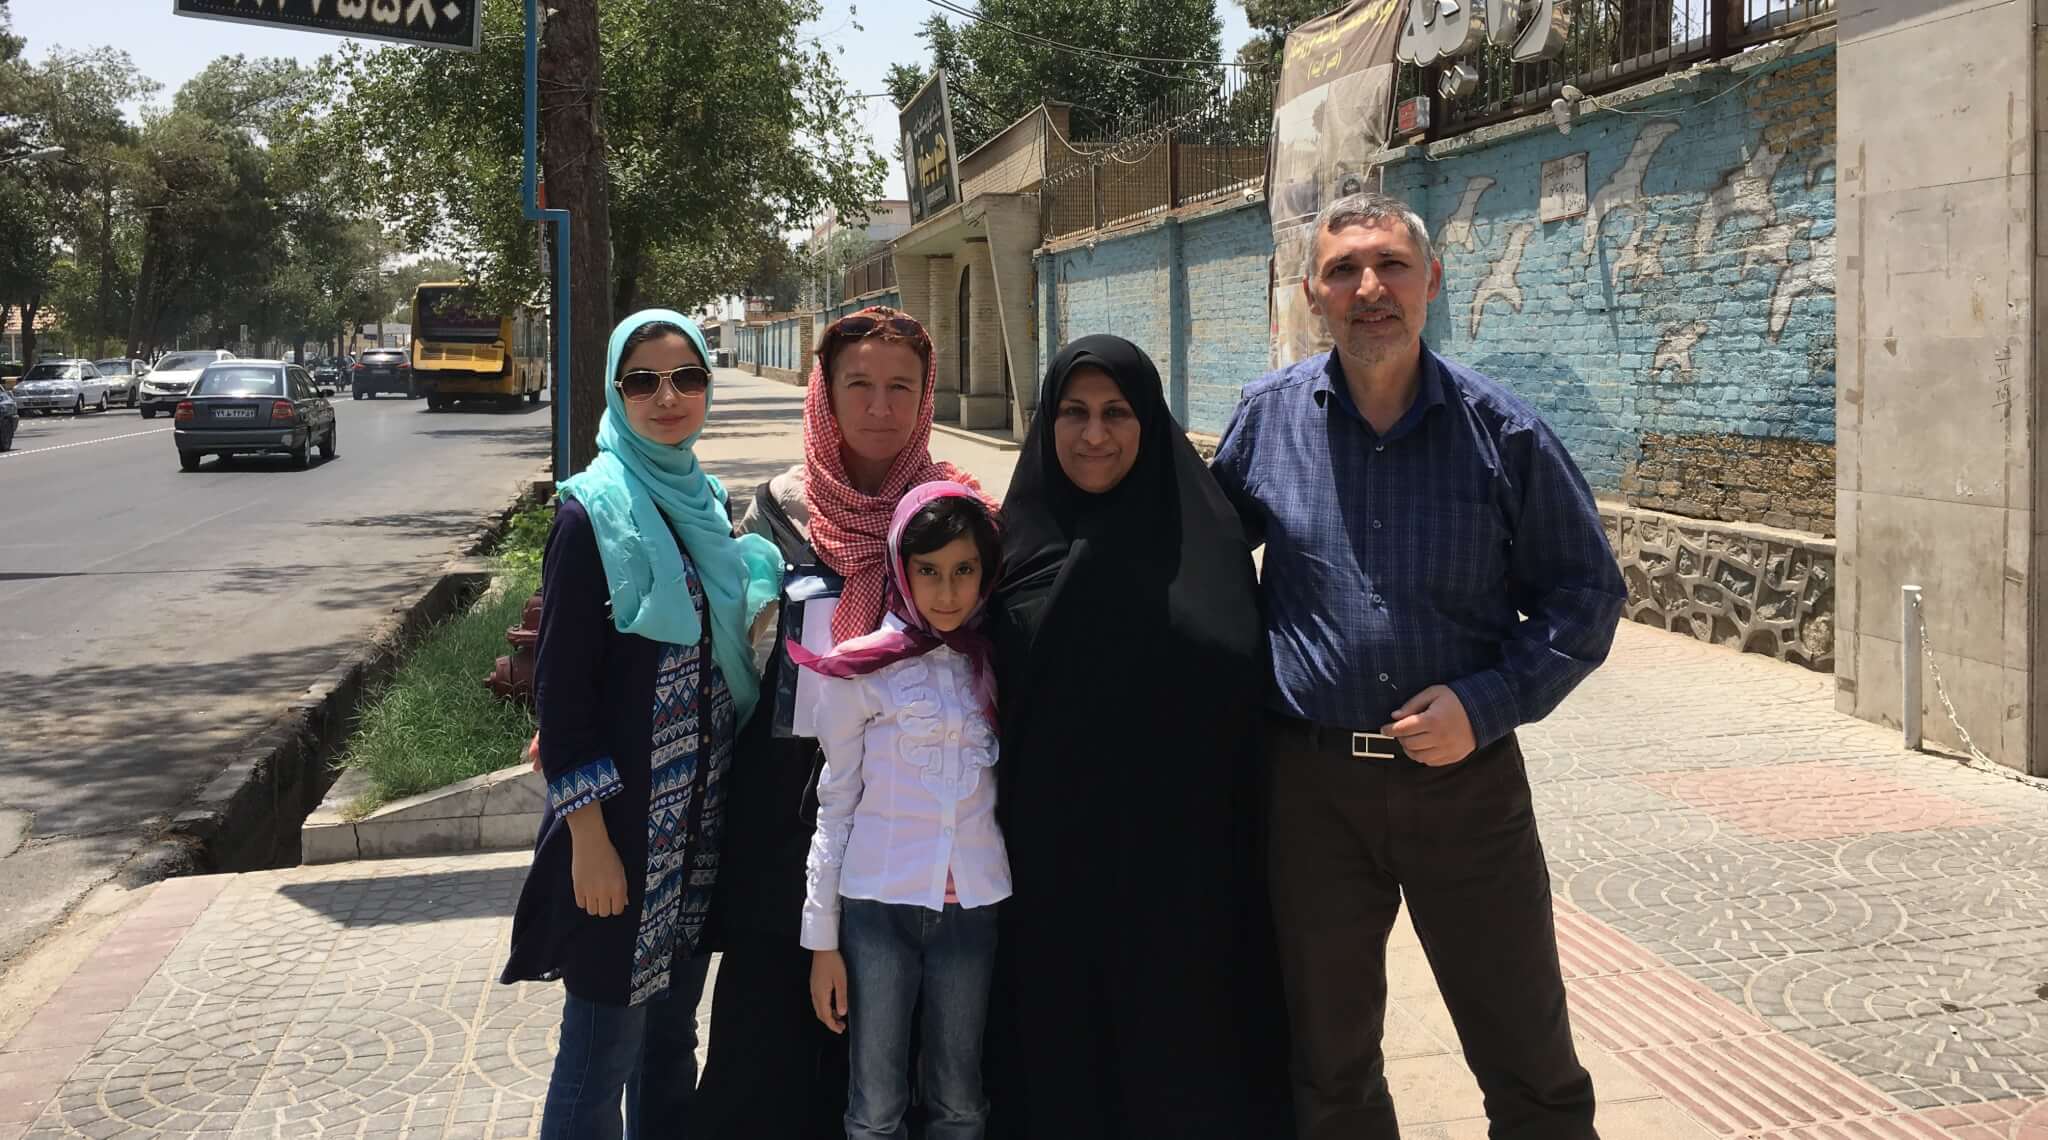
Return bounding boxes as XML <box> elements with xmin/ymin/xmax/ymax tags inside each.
<box><xmin>840</xmin><ymin>897</ymin><xmax>999</xmax><ymax>1140</ymax></box>
<box><xmin>539</xmin><ymin>954</ymin><xmax>713</xmax><ymax>1140</ymax></box>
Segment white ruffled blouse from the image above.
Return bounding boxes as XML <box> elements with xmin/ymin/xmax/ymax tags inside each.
<box><xmin>799</xmin><ymin>629</ymin><xmax>1012</xmax><ymax>951</ymax></box>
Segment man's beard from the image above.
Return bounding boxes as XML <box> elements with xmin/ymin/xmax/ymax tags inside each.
<box><xmin>1339</xmin><ymin>305</ymin><xmax>1406</xmax><ymax>365</ymax></box>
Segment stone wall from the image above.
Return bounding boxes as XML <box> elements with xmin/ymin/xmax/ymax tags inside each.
<box><xmin>1624</xmin><ymin>432</ymin><xmax>1836</xmax><ymax>535</ymax></box>
<box><xmin>1602</xmin><ymin>502</ymin><xmax>1835</xmax><ymax>671</ymax></box>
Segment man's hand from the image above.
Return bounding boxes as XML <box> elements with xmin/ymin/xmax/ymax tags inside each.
<box><xmin>810</xmin><ymin>949</ymin><xmax>849</xmax><ymax>1034</ymax></box>
<box><xmin>1382</xmin><ymin>685</ymin><xmax>1478</xmax><ymax>767</ymax></box>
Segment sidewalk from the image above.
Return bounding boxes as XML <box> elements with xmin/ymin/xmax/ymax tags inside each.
<box><xmin>3</xmin><ymin>370</ymin><xmax>2044</xmax><ymax>1138</ymax></box>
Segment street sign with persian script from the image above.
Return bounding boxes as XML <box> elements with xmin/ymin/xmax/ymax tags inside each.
<box><xmin>171</xmin><ymin>0</ymin><xmax>482</xmax><ymax>52</ymax></box>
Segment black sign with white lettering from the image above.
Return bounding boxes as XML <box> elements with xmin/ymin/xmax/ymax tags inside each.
<box><xmin>172</xmin><ymin>0</ymin><xmax>482</xmax><ymax>52</ymax></box>
<box><xmin>900</xmin><ymin>70</ymin><xmax>960</xmax><ymax>224</ymax></box>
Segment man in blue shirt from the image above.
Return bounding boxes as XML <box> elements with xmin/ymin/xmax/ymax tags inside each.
<box><xmin>1212</xmin><ymin>193</ymin><xmax>1624</xmax><ymax>1139</ymax></box>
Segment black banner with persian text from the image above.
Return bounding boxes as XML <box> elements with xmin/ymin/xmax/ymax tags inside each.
<box><xmin>171</xmin><ymin>0</ymin><xmax>482</xmax><ymax>52</ymax></box>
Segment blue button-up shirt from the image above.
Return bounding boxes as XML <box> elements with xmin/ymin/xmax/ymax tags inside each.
<box><xmin>1210</xmin><ymin>346</ymin><xmax>1625</xmax><ymax>747</ymax></box>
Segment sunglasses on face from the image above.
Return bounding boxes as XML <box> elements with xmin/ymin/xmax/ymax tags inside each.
<box><xmin>615</xmin><ymin>365</ymin><xmax>710</xmax><ymax>402</ymax></box>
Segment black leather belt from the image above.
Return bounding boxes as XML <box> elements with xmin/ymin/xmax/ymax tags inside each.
<box><xmin>1266</xmin><ymin>712</ymin><xmax>1408</xmax><ymax>761</ymax></box>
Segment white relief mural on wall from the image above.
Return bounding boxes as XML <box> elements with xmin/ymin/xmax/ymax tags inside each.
<box><xmin>1582</xmin><ymin>122</ymin><xmax>1680</xmax><ymax>256</ymax></box>
<box><xmin>1439</xmin><ymin>176</ymin><xmax>1497</xmax><ymax>255</ymax></box>
<box><xmin>1469</xmin><ymin>222</ymin><xmax>1535</xmax><ymax>337</ymax></box>
<box><xmin>1769</xmin><ymin>221</ymin><xmax>1834</xmax><ymax>342</ymax></box>
<box><xmin>1651</xmin><ymin>320</ymin><xmax>1708</xmax><ymax>381</ymax></box>
<box><xmin>1693</xmin><ymin>143</ymin><xmax>1786</xmax><ymax>258</ymax></box>
<box><xmin>1609</xmin><ymin>219</ymin><xmax>1669</xmax><ymax>285</ymax></box>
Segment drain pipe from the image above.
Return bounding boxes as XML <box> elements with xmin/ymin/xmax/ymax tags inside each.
<box><xmin>1902</xmin><ymin>584</ymin><xmax>1922</xmax><ymax>750</ymax></box>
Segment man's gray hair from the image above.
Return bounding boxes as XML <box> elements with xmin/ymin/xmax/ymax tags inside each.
<box><xmin>1300</xmin><ymin>192</ymin><xmax>1436</xmax><ymax>281</ymax></box>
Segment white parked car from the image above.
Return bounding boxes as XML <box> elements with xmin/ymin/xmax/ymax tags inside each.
<box><xmin>139</xmin><ymin>349</ymin><xmax>236</xmax><ymax>419</ymax></box>
<box><xmin>93</xmin><ymin>358</ymin><xmax>149</xmax><ymax>408</ymax></box>
<box><xmin>11</xmin><ymin>360</ymin><xmax>115</xmax><ymax>416</ymax></box>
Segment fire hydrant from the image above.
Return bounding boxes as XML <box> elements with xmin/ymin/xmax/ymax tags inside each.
<box><xmin>484</xmin><ymin>591</ymin><xmax>544</xmax><ymax>706</ymax></box>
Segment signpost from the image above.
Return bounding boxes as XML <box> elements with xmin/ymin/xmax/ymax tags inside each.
<box><xmin>170</xmin><ymin>0</ymin><xmax>482</xmax><ymax>52</ymax></box>
<box><xmin>900</xmin><ymin>70</ymin><xmax>961</xmax><ymax>224</ymax></box>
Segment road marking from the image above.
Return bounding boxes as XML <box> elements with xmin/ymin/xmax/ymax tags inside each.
<box><xmin>0</xmin><ymin>427</ymin><xmax>172</xmax><ymax>458</ymax></box>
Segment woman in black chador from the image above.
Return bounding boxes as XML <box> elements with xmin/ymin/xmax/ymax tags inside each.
<box><xmin>985</xmin><ymin>335</ymin><xmax>1293</xmax><ymax>1138</ymax></box>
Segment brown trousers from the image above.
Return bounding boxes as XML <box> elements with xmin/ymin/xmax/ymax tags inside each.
<box><xmin>1265</xmin><ymin>716</ymin><xmax>1598</xmax><ymax>1140</ymax></box>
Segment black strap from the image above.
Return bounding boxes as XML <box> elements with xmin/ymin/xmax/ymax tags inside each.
<box><xmin>750</xmin><ymin>479</ymin><xmax>810</xmax><ymax>563</ymax></box>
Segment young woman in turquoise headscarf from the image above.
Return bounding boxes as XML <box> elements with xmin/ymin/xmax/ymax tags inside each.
<box><xmin>502</xmin><ymin>309</ymin><xmax>781</xmax><ymax>1140</ymax></box>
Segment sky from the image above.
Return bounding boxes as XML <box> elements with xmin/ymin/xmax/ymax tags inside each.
<box><xmin>9</xmin><ymin>0</ymin><xmax>1259</xmax><ymax>168</ymax></box>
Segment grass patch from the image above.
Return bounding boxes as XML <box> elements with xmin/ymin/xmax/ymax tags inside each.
<box><xmin>340</xmin><ymin>502</ymin><xmax>552</xmax><ymax>817</ymax></box>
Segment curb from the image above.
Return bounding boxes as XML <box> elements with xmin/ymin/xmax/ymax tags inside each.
<box><xmin>301</xmin><ymin>763</ymin><xmax>541</xmax><ymax>864</ymax></box>
<box><xmin>126</xmin><ymin>466</ymin><xmax>556</xmax><ymax>880</ymax></box>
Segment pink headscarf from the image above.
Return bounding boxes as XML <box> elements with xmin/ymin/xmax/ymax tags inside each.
<box><xmin>786</xmin><ymin>481</ymin><xmax>1000</xmax><ymax>723</ymax></box>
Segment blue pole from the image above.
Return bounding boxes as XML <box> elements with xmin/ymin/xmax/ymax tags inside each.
<box><xmin>523</xmin><ymin>0</ymin><xmax>572</xmax><ymax>480</ymax></box>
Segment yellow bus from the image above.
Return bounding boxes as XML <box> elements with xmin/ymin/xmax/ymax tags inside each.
<box><xmin>410</xmin><ymin>282</ymin><xmax>547</xmax><ymax>411</ymax></box>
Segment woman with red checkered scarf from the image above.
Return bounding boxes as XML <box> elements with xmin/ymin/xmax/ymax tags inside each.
<box><xmin>694</xmin><ymin>306</ymin><xmax>987</xmax><ymax>1138</ymax></box>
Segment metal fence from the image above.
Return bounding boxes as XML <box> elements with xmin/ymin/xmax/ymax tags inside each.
<box><xmin>1422</xmin><ymin>0</ymin><xmax>1834</xmax><ymax>135</ymax></box>
<box><xmin>1039</xmin><ymin>0</ymin><xmax>1831</xmax><ymax>240</ymax></box>
<box><xmin>1042</xmin><ymin>64</ymin><xmax>1276</xmax><ymax>241</ymax></box>
<box><xmin>839</xmin><ymin>248</ymin><xmax>896</xmax><ymax>301</ymax></box>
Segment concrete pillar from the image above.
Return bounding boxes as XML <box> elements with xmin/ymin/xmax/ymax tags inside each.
<box><xmin>925</xmin><ymin>256</ymin><xmax>961</xmax><ymax>421</ymax></box>
<box><xmin>958</xmin><ymin>242</ymin><xmax>1009</xmax><ymax>430</ymax></box>
<box><xmin>1836</xmin><ymin>0</ymin><xmax>2043</xmax><ymax>773</ymax></box>
<box><xmin>978</xmin><ymin>194</ymin><xmax>1045</xmax><ymax>437</ymax></box>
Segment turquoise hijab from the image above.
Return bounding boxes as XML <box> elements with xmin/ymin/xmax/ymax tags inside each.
<box><xmin>557</xmin><ymin>309</ymin><xmax>782</xmax><ymax>724</ymax></box>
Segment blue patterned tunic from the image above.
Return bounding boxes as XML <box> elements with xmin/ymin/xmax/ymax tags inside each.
<box><xmin>503</xmin><ymin>498</ymin><xmax>737</xmax><ymax>1007</ymax></box>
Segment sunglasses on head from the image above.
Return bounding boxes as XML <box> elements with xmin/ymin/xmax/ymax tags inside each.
<box><xmin>832</xmin><ymin>312</ymin><xmax>927</xmax><ymax>343</ymax></box>
<box><xmin>615</xmin><ymin>365</ymin><xmax>710</xmax><ymax>402</ymax></box>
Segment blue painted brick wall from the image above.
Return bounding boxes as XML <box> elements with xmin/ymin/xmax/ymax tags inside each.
<box><xmin>1038</xmin><ymin>44</ymin><xmax>1836</xmax><ymax>530</ymax></box>
<box><xmin>1182</xmin><ymin>205</ymin><xmax>1274</xmax><ymax>434</ymax></box>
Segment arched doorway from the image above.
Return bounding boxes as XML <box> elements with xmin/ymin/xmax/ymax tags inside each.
<box><xmin>956</xmin><ymin>268</ymin><xmax>972</xmax><ymax>395</ymax></box>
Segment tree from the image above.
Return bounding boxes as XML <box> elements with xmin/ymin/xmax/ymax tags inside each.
<box><xmin>1234</xmin><ymin>0</ymin><xmax>1338</xmax><ymax>68</ymax></box>
<box><xmin>885</xmin><ymin>0</ymin><xmax>1226</xmax><ymax>148</ymax></box>
<box><xmin>327</xmin><ymin>0</ymin><xmax>885</xmax><ymax>473</ymax></box>
<box><xmin>0</xmin><ymin>46</ymin><xmax>148</xmax><ymax>362</ymax></box>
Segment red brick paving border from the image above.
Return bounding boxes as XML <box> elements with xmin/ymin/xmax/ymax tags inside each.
<box><xmin>1635</xmin><ymin>763</ymin><xmax>2000</xmax><ymax>841</ymax></box>
<box><xmin>1553</xmin><ymin>900</ymin><xmax>2048</xmax><ymax>1138</ymax></box>
<box><xmin>0</xmin><ymin>874</ymin><xmax>230</xmax><ymax>1140</ymax></box>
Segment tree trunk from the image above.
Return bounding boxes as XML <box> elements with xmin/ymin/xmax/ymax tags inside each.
<box><xmin>540</xmin><ymin>0</ymin><xmax>613</xmax><ymax>477</ymax></box>
<box><xmin>613</xmin><ymin>241</ymin><xmax>641</xmax><ymax>317</ymax></box>
<box><xmin>127</xmin><ymin>214</ymin><xmax>162</xmax><ymax>358</ymax></box>
<box><xmin>94</xmin><ymin>182</ymin><xmax>115</xmax><ymax>358</ymax></box>
<box><xmin>21</xmin><ymin>296</ymin><xmax>40</xmax><ymax>365</ymax></box>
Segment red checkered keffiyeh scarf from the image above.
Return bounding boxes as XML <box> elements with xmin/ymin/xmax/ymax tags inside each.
<box><xmin>802</xmin><ymin>336</ymin><xmax>983</xmax><ymax>644</ymax></box>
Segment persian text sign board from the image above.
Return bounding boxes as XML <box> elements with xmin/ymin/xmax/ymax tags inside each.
<box><xmin>901</xmin><ymin>70</ymin><xmax>962</xmax><ymax>224</ymax></box>
<box><xmin>171</xmin><ymin>0</ymin><xmax>482</xmax><ymax>52</ymax></box>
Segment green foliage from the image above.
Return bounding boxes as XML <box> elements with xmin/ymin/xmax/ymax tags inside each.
<box><xmin>327</xmin><ymin>0</ymin><xmax>885</xmax><ymax>317</ymax></box>
<box><xmin>342</xmin><ymin>501</ymin><xmax>555</xmax><ymax>813</ymax></box>
<box><xmin>341</xmin><ymin>564</ymin><xmax>541</xmax><ymax>816</ymax></box>
<box><xmin>888</xmin><ymin>0</ymin><xmax>1226</xmax><ymax>148</ymax></box>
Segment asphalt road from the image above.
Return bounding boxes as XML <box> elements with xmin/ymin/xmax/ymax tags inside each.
<box><xmin>0</xmin><ymin>392</ymin><xmax>551</xmax><ymax>964</ymax></box>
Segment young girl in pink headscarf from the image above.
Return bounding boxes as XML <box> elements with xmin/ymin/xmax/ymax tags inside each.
<box><xmin>791</xmin><ymin>482</ymin><xmax>1008</xmax><ymax>1140</ymax></box>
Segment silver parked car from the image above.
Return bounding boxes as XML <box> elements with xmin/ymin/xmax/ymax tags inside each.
<box><xmin>93</xmin><ymin>358</ymin><xmax>149</xmax><ymax>408</ymax></box>
<box><xmin>139</xmin><ymin>349</ymin><xmax>235</xmax><ymax>419</ymax></box>
<box><xmin>12</xmin><ymin>360</ymin><xmax>115</xmax><ymax>416</ymax></box>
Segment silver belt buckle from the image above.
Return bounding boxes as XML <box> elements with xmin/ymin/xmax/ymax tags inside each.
<box><xmin>1351</xmin><ymin>731</ymin><xmax>1397</xmax><ymax>760</ymax></box>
